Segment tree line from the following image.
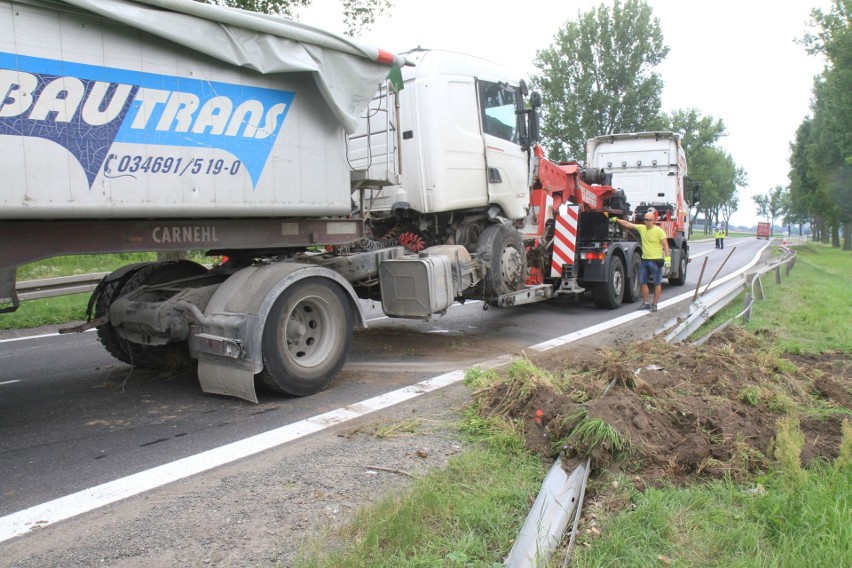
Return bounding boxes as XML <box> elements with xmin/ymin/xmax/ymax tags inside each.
<box><xmin>779</xmin><ymin>0</ymin><xmax>850</xmax><ymax>250</ymax></box>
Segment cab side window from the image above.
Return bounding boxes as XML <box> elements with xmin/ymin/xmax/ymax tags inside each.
<box><xmin>478</xmin><ymin>81</ymin><xmax>519</xmax><ymax>144</ymax></box>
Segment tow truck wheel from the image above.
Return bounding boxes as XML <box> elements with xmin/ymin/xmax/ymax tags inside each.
<box><xmin>477</xmin><ymin>224</ymin><xmax>527</xmax><ymax>297</ymax></box>
<box><xmin>591</xmin><ymin>256</ymin><xmax>625</xmax><ymax>309</ymax></box>
<box><xmin>259</xmin><ymin>278</ymin><xmax>353</xmax><ymax>397</ymax></box>
<box><xmin>668</xmin><ymin>247</ymin><xmax>688</xmax><ymax>286</ymax></box>
<box><xmin>624</xmin><ymin>253</ymin><xmax>642</xmax><ymax>303</ymax></box>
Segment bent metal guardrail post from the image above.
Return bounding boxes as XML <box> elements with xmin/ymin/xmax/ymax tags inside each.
<box><xmin>503</xmin><ymin>458</ymin><xmax>590</xmax><ymax>567</ymax></box>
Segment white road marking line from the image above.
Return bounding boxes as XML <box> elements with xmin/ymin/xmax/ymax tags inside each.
<box><xmin>0</xmin><ymin>380</ymin><xmax>21</xmax><ymax>386</ymax></box>
<box><xmin>0</xmin><ymin>328</ymin><xmax>94</xmax><ymax>345</ymax></box>
<box><xmin>530</xmin><ymin>240</ymin><xmax>769</xmax><ymax>352</ymax></box>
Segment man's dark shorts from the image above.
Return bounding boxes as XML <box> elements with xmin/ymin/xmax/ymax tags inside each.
<box><xmin>639</xmin><ymin>259</ymin><xmax>663</xmax><ymax>286</ymax></box>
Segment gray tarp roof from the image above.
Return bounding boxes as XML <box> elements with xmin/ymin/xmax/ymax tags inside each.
<box><xmin>51</xmin><ymin>0</ymin><xmax>406</xmax><ymax>133</ymax></box>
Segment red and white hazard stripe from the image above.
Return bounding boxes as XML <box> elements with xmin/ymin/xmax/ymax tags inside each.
<box><xmin>551</xmin><ymin>204</ymin><xmax>579</xmax><ymax>277</ymax></box>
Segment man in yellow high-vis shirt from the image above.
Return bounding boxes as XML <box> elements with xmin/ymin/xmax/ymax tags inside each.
<box><xmin>610</xmin><ymin>211</ymin><xmax>670</xmax><ymax>312</ymax></box>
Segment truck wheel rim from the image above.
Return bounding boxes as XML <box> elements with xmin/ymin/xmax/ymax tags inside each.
<box><xmin>613</xmin><ymin>269</ymin><xmax>623</xmax><ymax>296</ymax></box>
<box><xmin>500</xmin><ymin>246</ymin><xmax>523</xmax><ymax>287</ymax></box>
<box><xmin>284</xmin><ymin>295</ymin><xmax>335</xmax><ymax>368</ymax></box>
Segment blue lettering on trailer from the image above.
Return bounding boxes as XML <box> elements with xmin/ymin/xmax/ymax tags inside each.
<box><xmin>0</xmin><ymin>52</ymin><xmax>294</xmax><ymax>188</ymax></box>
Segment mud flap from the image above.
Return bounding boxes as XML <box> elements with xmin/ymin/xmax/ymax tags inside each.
<box><xmin>198</xmin><ymin>355</ymin><xmax>258</xmax><ymax>403</ymax></box>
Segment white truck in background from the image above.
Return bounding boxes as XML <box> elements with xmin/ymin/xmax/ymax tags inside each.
<box><xmin>586</xmin><ymin>132</ymin><xmax>694</xmax><ymax>284</ymax></box>
<box><xmin>0</xmin><ymin>0</ymin><xmax>697</xmax><ymax>403</ymax></box>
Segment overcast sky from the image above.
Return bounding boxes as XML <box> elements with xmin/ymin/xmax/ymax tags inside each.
<box><xmin>299</xmin><ymin>0</ymin><xmax>829</xmax><ymax>227</ymax></box>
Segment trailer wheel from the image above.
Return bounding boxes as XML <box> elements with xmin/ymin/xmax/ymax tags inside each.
<box><xmin>94</xmin><ymin>274</ymin><xmax>139</xmax><ymax>365</ymax></box>
<box><xmin>668</xmin><ymin>247</ymin><xmax>688</xmax><ymax>286</ymax></box>
<box><xmin>477</xmin><ymin>224</ymin><xmax>527</xmax><ymax>297</ymax></box>
<box><xmin>259</xmin><ymin>278</ymin><xmax>353</xmax><ymax>397</ymax></box>
<box><xmin>624</xmin><ymin>253</ymin><xmax>642</xmax><ymax>303</ymax></box>
<box><xmin>591</xmin><ymin>256</ymin><xmax>625</xmax><ymax>309</ymax></box>
<box><xmin>95</xmin><ymin>261</ymin><xmax>207</xmax><ymax>370</ymax></box>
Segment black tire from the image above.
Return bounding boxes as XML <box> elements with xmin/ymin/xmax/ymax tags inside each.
<box><xmin>95</xmin><ymin>261</ymin><xmax>207</xmax><ymax>369</ymax></box>
<box><xmin>477</xmin><ymin>224</ymin><xmax>527</xmax><ymax>297</ymax></box>
<box><xmin>94</xmin><ymin>273</ymin><xmax>139</xmax><ymax>365</ymax></box>
<box><xmin>591</xmin><ymin>255</ymin><xmax>625</xmax><ymax>309</ymax></box>
<box><xmin>624</xmin><ymin>252</ymin><xmax>642</xmax><ymax>303</ymax></box>
<box><xmin>668</xmin><ymin>247</ymin><xmax>688</xmax><ymax>286</ymax></box>
<box><xmin>258</xmin><ymin>278</ymin><xmax>353</xmax><ymax>397</ymax></box>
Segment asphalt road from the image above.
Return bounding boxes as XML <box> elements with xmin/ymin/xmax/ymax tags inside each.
<box><xmin>0</xmin><ymin>238</ymin><xmax>767</xmax><ymax>521</ymax></box>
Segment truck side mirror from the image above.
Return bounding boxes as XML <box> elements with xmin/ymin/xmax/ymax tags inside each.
<box><xmin>529</xmin><ymin>91</ymin><xmax>542</xmax><ymax>109</ymax></box>
<box><xmin>691</xmin><ymin>182</ymin><xmax>701</xmax><ymax>206</ymax></box>
<box><xmin>517</xmin><ymin>90</ymin><xmax>542</xmax><ymax>150</ymax></box>
<box><xmin>528</xmin><ymin>109</ymin><xmax>540</xmax><ymax>146</ymax></box>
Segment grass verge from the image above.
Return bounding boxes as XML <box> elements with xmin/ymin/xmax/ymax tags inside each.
<box><xmin>692</xmin><ymin>243</ymin><xmax>851</xmax><ymax>353</ymax></box>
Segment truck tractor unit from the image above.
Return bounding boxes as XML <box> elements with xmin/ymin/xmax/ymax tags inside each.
<box><xmin>0</xmin><ymin>0</ymin><xmax>696</xmax><ymax>402</ymax></box>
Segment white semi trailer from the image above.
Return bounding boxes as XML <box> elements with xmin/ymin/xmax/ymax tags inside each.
<box><xmin>0</xmin><ymin>0</ymin><xmax>696</xmax><ymax>402</ymax></box>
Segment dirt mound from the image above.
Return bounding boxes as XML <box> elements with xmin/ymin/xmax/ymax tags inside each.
<box><xmin>477</xmin><ymin>327</ymin><xmax>851</xmax><ymax>483</ymax></box>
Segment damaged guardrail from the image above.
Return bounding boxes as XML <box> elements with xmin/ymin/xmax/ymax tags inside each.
<box><xmin>662</xmin><ymin>245</ymin><xmax>797</xmax><ymax>344</ymax></box>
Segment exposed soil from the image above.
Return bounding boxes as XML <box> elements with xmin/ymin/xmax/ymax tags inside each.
<box><xmin>478</xmin><ymin>326</ymin><xmax>851</xmax><ymax>484</ymax></box>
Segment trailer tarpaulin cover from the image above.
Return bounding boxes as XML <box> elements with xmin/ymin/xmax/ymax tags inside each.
<box><xmin>49</xmin><ymin>0</ymin><xmax>405</xmax><ymax>133</ymax></box>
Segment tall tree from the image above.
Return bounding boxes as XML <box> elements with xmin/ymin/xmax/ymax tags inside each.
<box><xmin>201</xmin><ymin>0</ymin><xmax>391</xmax><ymax>36</ymax></box>
<box><xmin>799</xmin><ymin>0</ymin><xmax>851</xmax><ymax>249</ymax></box>
<box><xmin>530</xmin><ymin>0</ymin><xmax>668</xmax><ymax>161</ymax></box>
<box><xmin>788</xmin><ymin>119</ymin><xmax>819</xmax><ymax>238</ymax></box>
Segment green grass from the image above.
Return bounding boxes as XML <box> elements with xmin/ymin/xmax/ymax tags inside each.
<box><xmin>573</xmin><ymin>462</ymin><xmax>852</xmax><ymax>568</ymax></box>
<box><xmin>15</xmin><ymin>252</ymin><xmax>159</xmax><ymax>281</ymax></box>
<box><xmin>0</xmin><ymin>293</ymin><xmax>91</xmax><ymax>330</ymax></box>
<box><xmin>295</xmin><ymin>405</ymin><xmax>545</xmax><ymax>567</ymax></box>
<box><xmin>692</xmin><ymin>244</ymin><xmax>852</xmax><ymax>354</ymax></box>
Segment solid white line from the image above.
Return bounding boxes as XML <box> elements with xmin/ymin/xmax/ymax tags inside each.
<box><xmin>0</xmin><ymin>328</ymin><xmax>94</xmax><ymax>345</ymax></box>
<box><xmin>0</xmin><ymin>244</ymin><xmax>770</xmax><ymax>542</ymax></box>
<box><xmin>0</xmin><ymin>369</ymin><xmax>466</xmax><ymax>543</ymax></box>
<box><xmin>0</xmin><ymin>380</ymin><xmax>21</xmax><ymax>386</ymax></box>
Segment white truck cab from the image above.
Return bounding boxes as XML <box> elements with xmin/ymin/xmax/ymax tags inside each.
<box><xmin>586</xmin><ymin>131</ymin><xmax>689</xmax><ymax>230</ymax></box>
<box><xmin>347</xmin><ymin>49</ymin><xmax>531</xmax><ymax>220</ymax></box>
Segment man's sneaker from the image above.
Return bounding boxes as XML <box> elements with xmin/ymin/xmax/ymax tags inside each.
<box><xmin>650</xmin><ymin>304</ymin><xmax>658</xmax><ymax>313</ymax></box>
<box><xmin>638</xmin><ymin>302</ymin><xmax>651</xmax><ymax>311</ymax></box>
